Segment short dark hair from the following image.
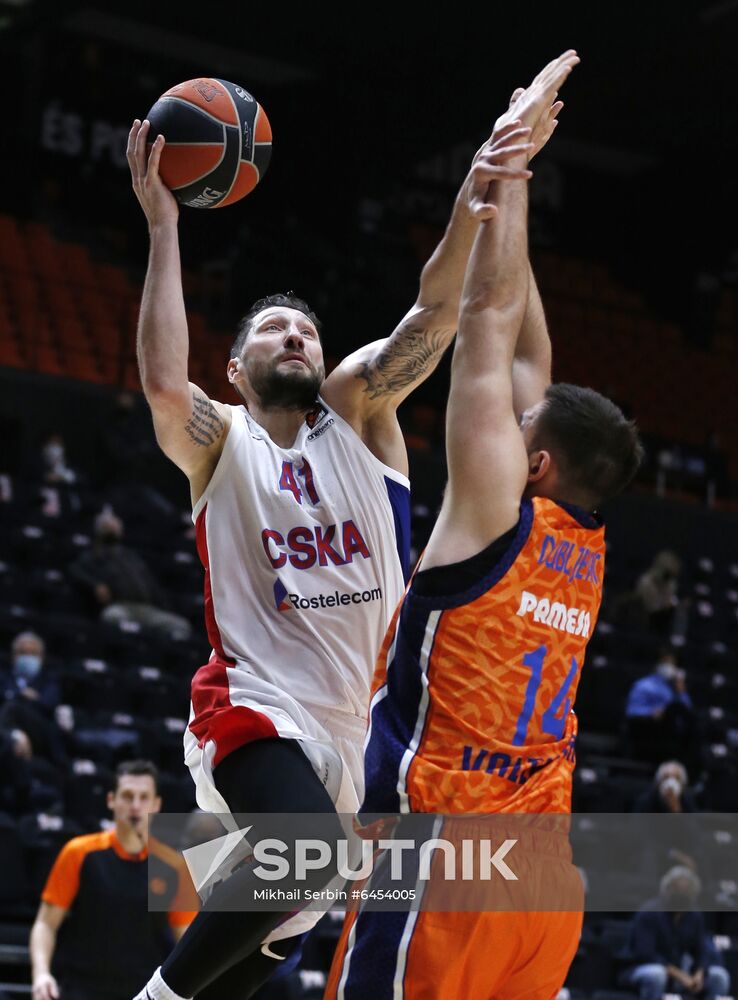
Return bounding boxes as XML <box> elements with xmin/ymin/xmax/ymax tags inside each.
<box><xmin>531</xmin><ymin>383</ymin><xmax>644</xmax><ymax>508</ymax></box>
<box><xmin>231</xmin><ymin>292</ymin><xmax>322</xmax><ymax>359</ymax></box>
<box><xmin>114</xmin><ymin>759</ymin><xmax>160</xmax><ymax>795</ymax></box>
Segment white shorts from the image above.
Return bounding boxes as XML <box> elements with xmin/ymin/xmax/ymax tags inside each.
<box><xmin>183</xmin><ymin>654</ymin><xmax>367</xmax><ymax>942</ymax></box>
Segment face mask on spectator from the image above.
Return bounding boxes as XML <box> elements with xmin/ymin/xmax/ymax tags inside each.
<box><xmin>43</xmin><ymin>443</ymin><xmax>65</xmax><ymax>467</ymax></box>
<box><xmin>14</xmin><ymin>654</ymin><xmax>42</xmax><ymax>681</ymax></box>
<box><xmin>656</xmin><ymin>662</ymin><xmax>679</xmax><ymax>681</ymax></box>
<box><xmin>659</xmin><ymin>776</ymin><xmax>683</xmax><ymax>797</ymax></box>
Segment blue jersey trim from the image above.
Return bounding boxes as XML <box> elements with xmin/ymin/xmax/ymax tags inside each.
<box><xmin>342</xmin><ymin>830</ymin><xmax>429</xmax><ymax>994</ymax></box>
<box><xmin>384</xmin><ymin>475</ymin><xmax>411</xmax><ymax>582</ymax></box>
<box><xmin>343</xmin><ymin>909</ymin><xmax>411</xmax><ymax>996</ymax></box>
<box><xmin>406</xmin><ymin>498</ymin><xmax>535</xmax><ymax>611</ymax></box>
<box><xmin>362</xmin><ymin>603</ymin><xmax>437</xmax><ymax>814</ymax></box>
<box><xmin>556</xmin><ymin>499</ymin><xmax>603</xmax><ymax>529</ymax></box>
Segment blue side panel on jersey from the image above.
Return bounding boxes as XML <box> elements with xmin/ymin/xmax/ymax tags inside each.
<box><xmin>343</xmin><ymin>845</ymin><xmax>421</xmax><ymax>997</ymax></box>
<box><xmin>361</xmin><ymin>602</ymin><xmax>433</xmax><ymax>814</ymax></box>
<box><xmin>384</xmin><ymin>475</ymin><xmax>411</xmax><ymax>582</ymax></box>
<box><xmin>344</xmin><ymin>910</ymin><xmax>412</xmax><ymax>997</ymax></box>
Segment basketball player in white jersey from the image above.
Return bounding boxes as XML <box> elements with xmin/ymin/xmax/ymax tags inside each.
<box><xmin>126</xmin><ymin>94</ymin><xmax>561</xmax><ymax>1000</ymax></box>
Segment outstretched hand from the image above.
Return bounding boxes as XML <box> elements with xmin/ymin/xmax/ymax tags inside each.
<box><xmin>461</xmin><ymin>50</ymin><xmax>579</xmax><ymax>221</ymax></box>
<box><xmin>495</xmin><ymin>49</ymin><xmax>579</xmax><ymax>148</ymax></box>
<box><xmin>126</xmin><ymin>118</ymin><xmax>179</xmax><ymax>229</ymax></box>
<box><xmin>506</xmin><ymin>86</ymin><xmax>564</xmax><ymax>160</ymax></box>
<box><xmin>462</xmin><ymin>121</ymin><xmax>533</xmax><ymax>221</ymax></box>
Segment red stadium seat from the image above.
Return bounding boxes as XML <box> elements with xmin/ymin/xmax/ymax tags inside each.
<box><xmin>35</xmin><ymin>343</ymin><xmax>67</xmax><ymax>377</ymax></box>
<box><xmin>0</xmin><ymin>336</ymin><xmax>26</xmax><ymax>368</ymax></box>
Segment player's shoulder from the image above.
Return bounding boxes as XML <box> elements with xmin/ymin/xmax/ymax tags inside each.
<box><xmin>204</xmin><ymin>395</ymin><xmax>237</xmax><ymax>427</ymax></box>
<box><xmin>58</xmin><ymin>830</ymin><xmax>114</xmax><ymax>862</ymax></box>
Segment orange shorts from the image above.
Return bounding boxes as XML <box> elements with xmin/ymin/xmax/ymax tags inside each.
<box><xmin>325</xmin><ymin>906</ymin><xmax>582</xmax><ymax>1000</ymax></box>
<box><xmin>324</xmin><ymin>831</ymin><xmax>583</xmax><ymax>1000</ymax></box>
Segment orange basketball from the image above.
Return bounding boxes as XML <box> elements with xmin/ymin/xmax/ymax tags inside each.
<box><xmin>145</xmin><ymin>78</ymin><xmax>272</xmax><ymax>209</ymax></box>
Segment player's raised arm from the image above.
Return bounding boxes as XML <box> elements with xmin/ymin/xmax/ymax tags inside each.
<box><xmin>322</xmin><ymin>79</ymin><xmax>567</xmax><ymax>464</ymax></box>
<box><xmin>126</xmin><ymin>119</ymin><xmax>230</xmax><ymax>489</ymax></box>
<box><xmin>477</xmin><ymin>84</ymin><xmax>566</xmax><ymax>417</ymax></box>
<box><xmin>423</xmin><ymin>51</ymin><xmax>580</xmax><ymax>568</ymax></box>
<box><xmin>320</xmin><ymin>118</ymin><xmax>542</xmax><ymax>436</ymax></box>
<box><xmin>503</xmin><ymin>87</ymin><xmax>561</xmax><ymax>415</ymax></box>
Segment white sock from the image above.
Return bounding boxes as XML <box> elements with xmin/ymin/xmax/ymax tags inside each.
<box><xmin>139</xmin><ymin>967</ymin><xmax>192</xmax><ymax>1000</ymax></box>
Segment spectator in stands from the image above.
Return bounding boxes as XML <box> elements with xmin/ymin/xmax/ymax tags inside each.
<box><xmin>622</xmin><ymin>866</ymin><xmax>730</xmax><ymax>1000</ymax></box>
<box><xmin>0</xmin><ymin>633</ymin><xmax>66</xmax><ymax>793</ymax></box>
<box><xmin>30</xmin><ymin>760</ymin><xmax>197</xmax><ymax>1000</ymax></box>
<box><xmin>68</xmin><ymin>507</ymin><xmax>192</xmax><ymax>640</ymax></box>
<box><xmin>39</xmin><ymin>434</ymin><xmax>77</xmax><ymax>487</ymax></box>
<box><xmin>32</xmin><ymin>434</ymin><xmax>83</xmax><ymax>520</ymax></box>
<box><xmin>625</xmin><ymin>649</ymin><xmax>698</xmax><ymax>766</ymax></box>
<box><xmin>634</xmin><ymin>550</ymin><xmax>684</xmax><ymax>636</ymax></box>
<box><xmin>633</xmin><ymin>761</ymin><xmax>698</xmax><ymax>814</ymax></box>
<box><xmin>633</xmin><ymin>761</ymin><xmax>701</xmax><ymax>879</ymax></box>
<box><xmin>1</xmin><ymin>632</ymin><xmax>60</xmax><ymax>710</ymax></box>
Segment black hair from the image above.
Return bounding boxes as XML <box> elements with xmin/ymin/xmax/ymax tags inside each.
<box><xmin>531</xmin><ymin>383</ymin><xmax>644</xmax><ymax>509</ymax></box>
<box><xmin>113</xmin><ymin>759</ymin><xmax>160</xmax><ymax>795</ymax></box>
<box><xmin>231</xmin><ymin>292</ymin><xmax>322</xmax><ymax>360</ymax></box>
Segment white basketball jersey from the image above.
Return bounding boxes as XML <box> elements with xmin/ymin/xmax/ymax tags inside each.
<box><xmin>192</xmin><ymin>399</ymin><xmax>410</xmax><ymax>717</ymax></box>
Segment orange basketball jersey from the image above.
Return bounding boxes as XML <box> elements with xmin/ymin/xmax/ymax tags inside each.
<box><xmin>362</xmin><ymin>497</ymin><xmax>605</xmax><ymax>815</ymax></box>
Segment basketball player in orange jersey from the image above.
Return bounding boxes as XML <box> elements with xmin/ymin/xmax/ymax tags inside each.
<box><xmin>326</xmin><ymin>50</ymin><xmax>643</xmax><ymax>999</ymax></box>
<box><xmin>126</xmin><ymin>87</ymin><xmax>561</xmax><ymax>999</ymax></box>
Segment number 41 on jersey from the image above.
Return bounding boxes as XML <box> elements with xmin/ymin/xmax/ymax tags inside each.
<box><xmin>279</xmin><ymin>460</ymin><xmax>320</xmax><ymax>506</ymax></box>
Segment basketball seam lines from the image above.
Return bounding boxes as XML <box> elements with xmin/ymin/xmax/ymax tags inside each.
<box><xmin>217</xmin><ymin>82</ymin><xmax>244</xmax><ymax>205</ymax></box>
<box><xmin>252</xmin><ymin>107</ymin><xmax>264</xmax><ymax>180</ymax></box>
<box><xmin>160</xmin><ymin>95</ymin><xmax>235</xmax><ymax>128</ymax></box>
<box><xmin>170</xmin><ymin>129</ymin><xmax>229</xmax><ymax>193</ymax></box>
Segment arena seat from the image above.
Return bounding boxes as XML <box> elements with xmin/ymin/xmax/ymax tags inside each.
<box><xmin>155</xmin><ymin>773</ymin><xmax>197</xmax><ymax>814</ymax></box>
<box><xmin>18</xmin><ymin>813</ymin><xmax>84</xmax><ymax>898</ymax></box>
<box><xmin>58</xmin><ymin>661</ymin><xmax>134</xmax><ymax>715</ymax></box>
<box><xmin>63</xmin><ymin>763</ymin><xmax>115</xmax><ymax>828</ymax></box>
<box><xmin>0</xmin><ymin>817</ymin><xmax>28</xmax><ymax>910</ymax></box>
<box><xmin>0</xmin><ymin>342</ymin><xmax>25</xmax><ymax>372</ymax></box>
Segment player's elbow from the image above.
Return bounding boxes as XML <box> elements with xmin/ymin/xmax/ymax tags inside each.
<box><xmin>142</xmin><ymin>378</ymin><xmax>191</xmax><ymax>412</ymax></box>
<box><xmin>460</xmin><ymin>286</ymin><xmax>518</xmax><ymax>318</ymax></box>
<box><xmin>406</xmin><ymin>299</ymin><xmax>458</xmax><ymax>336</ymax></box>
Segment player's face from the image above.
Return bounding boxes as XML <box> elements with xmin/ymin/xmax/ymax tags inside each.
<box><xmin>240</xmin><ymin>307</ymin><xmax>325</xmax><ymax>409</ymax></box>
<box><xmin>108</xmin><ymin>775</ymin><xmax>161</xmax><ymax>838</ymax></box>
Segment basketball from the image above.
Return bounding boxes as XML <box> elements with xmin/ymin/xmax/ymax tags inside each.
<box><xmin>145</xmin><ymin>78</ymin><xmax>272</xmax><ymax>209</ymax></box>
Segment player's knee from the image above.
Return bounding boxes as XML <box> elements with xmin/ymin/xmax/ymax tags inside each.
<box><xmin>706</xmin><ymin>965</ymin><xmax>730</xmax><ymax>997</ymax></box>
<box><xmin>643</xmin><ymin>965</ymin><xmax>668</xmax><ymax>996</ymax></box>
<box><xmin>630</xmin><ymin>963</ymin><xmax>668</xmax><ymax>1000</ymax></box>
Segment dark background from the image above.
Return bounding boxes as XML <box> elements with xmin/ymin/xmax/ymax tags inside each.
<box><xmin>1</xmin><ymin>0</ymin><xmax>737</xmax><ymax>494</ymax></box>
<box><xmin>3</xmin><ymin>0</ymin><xmax>737</xmax><ymax>337</ymax></box>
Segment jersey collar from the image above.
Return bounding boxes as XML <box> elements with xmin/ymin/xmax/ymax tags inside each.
<box><xmin>555</xmin><ymin>499</ymin><xmax>603</xmax><ymax>529</ymax></box>
<box><xmin>110</xmin><ymin>828</ymin><xmax>148</xmax><ymax>861</ymax></box>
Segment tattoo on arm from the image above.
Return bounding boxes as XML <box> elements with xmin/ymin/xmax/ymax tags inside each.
<box><xmin>355</xmin><ymin>326</ymin><xmax>450</xmax><ymax>400</ymax></box>
<box><xmin>184</xmin><ymin>392</ymin><xmax>224</xmax><ymax>447</ymax></box>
